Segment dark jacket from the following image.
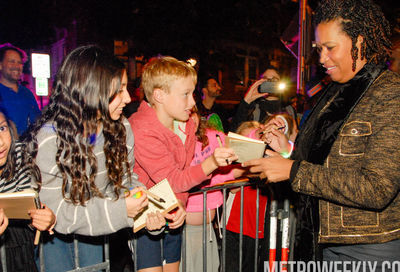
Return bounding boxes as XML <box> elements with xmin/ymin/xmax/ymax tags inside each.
<box><xmin>292</xmin><ymin>70</ymin><xmax>400</xmax><ymax>244</ymax></box>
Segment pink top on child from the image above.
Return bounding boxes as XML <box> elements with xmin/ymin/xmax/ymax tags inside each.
<box><xmin>186</xmin><ymin>129</ymin><xmax>235</xmax><ymax>212</ymax></box>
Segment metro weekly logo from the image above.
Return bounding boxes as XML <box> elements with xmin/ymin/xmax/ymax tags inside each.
<box><xmin>264</xmin><ymin>261</ymin><xmax>400</xmax><ymax>272</ymax></box>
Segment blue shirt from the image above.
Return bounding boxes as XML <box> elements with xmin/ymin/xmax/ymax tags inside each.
<box><xmin>0</xmin><ymin>83</ymin><xmax>41</xmax><ymax>135</ymax></box>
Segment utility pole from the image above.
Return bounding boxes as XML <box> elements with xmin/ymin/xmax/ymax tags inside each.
<box><xmin>297</xmin><ymin>0</ymin><xmax>308</xmax><ymax>95</ymax></box>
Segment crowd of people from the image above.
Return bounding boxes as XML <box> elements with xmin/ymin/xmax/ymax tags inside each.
<box><xmin>0</xmin><ymin>0</ymin><xmax>399</xmax><ymax>271</ymax></box>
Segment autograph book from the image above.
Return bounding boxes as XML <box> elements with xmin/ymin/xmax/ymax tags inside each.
<box><xmin>226</xmin><ymin>132</ymin><xmax>266</xmax><ymax>163</ymax></box>
<box><xmin>133</xmin><ymin>178</ymin><xmax>179</xmax><ymax>232</ymax></box>
<box><xmin>0</xmin><ymin>189</ymin><xmax>40</xmax><ymax>219</ymax></box>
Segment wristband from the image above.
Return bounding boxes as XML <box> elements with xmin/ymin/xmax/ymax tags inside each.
<box><xmin>281</xmin><ymin>140</ymin><xmax>294</xmax><ymax>159</ymax></box>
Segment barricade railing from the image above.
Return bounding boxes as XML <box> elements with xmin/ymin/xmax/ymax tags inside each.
<box><xmin>0</xmin><ymin>177</ymin><xmax>294</xmax><ymax>272</ymax></box>
<box><xmin>131</xmin><ymin>176</ymin><xmax>295</xmax><ymax>272</ymax></box>
<box><xmin>181</xmin><ymin>177</ymin><xmax>295</xmax><ymax>272</ymax></box>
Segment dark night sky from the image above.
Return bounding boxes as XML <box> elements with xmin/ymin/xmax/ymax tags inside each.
<box><xmin>1</xmin><ymin>0</ymin><xmax>399</xmax><ymax>57</ymax></box>
<box><xmin>0</xmin><ymin>0</ymin><xmax>296</xmax><ymax>54</ymax></box>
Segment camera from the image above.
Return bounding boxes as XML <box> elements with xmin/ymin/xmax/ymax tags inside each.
<box><xmin>258</xmin><ymin>81</ymin><xmax>286</xmax><ymax>94</ymax></box>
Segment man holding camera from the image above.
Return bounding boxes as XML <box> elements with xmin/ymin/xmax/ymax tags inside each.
<box><xmin>230</xmin><ymin>67</ymin><xmax>285</xmax><ymax>131</ymax></box>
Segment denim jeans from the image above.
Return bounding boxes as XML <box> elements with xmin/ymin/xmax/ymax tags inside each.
<box><xmin>135</xmin><ymin>227</ymin><xmax>182</xmax><ymax>270</ymax></box>
<box><xmin>36</xmin><ymin>232</ymin><xmax>104</xmax><ymax>272</ymax></box>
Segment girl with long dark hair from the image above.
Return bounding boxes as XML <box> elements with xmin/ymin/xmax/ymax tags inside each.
<box><xmin>23</xmin><ymin>45</ymin><xmax>159</xmax><ymax>271</ymax></box>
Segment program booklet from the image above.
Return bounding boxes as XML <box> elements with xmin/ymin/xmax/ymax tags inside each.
<box><xmin>133</xmin><ymin>178</ymin><xmax>179</xmax><ymax>233</ymax></box>
<box><xmin>0</xmin><ymin>189</ymin><xmax>40</xmax><ymax>219</ymax></box>
<box><xmin>226</xmin><ymin>132</ymin><xmax>266</xmax><ymax>163</ymax></box>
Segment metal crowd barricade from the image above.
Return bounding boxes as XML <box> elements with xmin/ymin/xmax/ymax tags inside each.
<box><xmin>133</xmin><ymin>176</ymin><xmax>295</xmax><ymax>272</ymax></box>
<box><xmin>182</xmin><ymin>177</ymin><xmax>295</xmax><ymax>272</ymax></box>
<box><xmin>0</xmin><ymin>177</ymin><xmax>293</xmax><ymax>272</ymax></box>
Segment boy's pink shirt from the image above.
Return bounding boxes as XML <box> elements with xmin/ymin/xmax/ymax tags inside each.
<box><xmin>128</xmin><ymin>101</ymin><xmax>208</xmax><ymax>204</ymax></box>
<box><xmin>186</xmin><ymin>129</ymin><xmax>235</xmax><ymax>212</ymax></box>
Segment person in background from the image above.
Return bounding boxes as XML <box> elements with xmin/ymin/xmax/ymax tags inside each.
<box><xmin>184</xmin><ymin>108</ymin><xmax>243</xmax><ymax>272</ymax></box>
<box><xmin>123</xmin><ymin>77</ymin><xmax>145</xmax><ymax>119</ymax></box>
<box><xmin>197</xmin><ymin>76</ymin><xmax>230</xmax><ymax>132</ymax></box>
<box><xmin>243</xmin><ymin>0</ymin><xmax>400</xmax><ymax>269</ymax></box>
<box><xmin>22</xmin><ymin>45</ymin><xmax>164</xmax><ymax>271</ymax></box>
<box><xmin>0</xmin><ymin>109</ymin><xmax>55</xmax><ymax>272</ymax></box>
<box><xmin>0</xmin><ymin>43</ymin><xmax>41</xmax><ymax>135</ymax></box>
<box><xmin>230</xmin><ymin>67</ymin><xmax>288</xmax><ymax>132</ymax></box>
<box><xmin>225</xmin><ymin>120</ymin><xmax>268</xmax><ymax>272</ymax></box>
<box><xmin>287</xmin><ymin>94</ymin><xmax>306</xmax><ymax>126</ymax></box>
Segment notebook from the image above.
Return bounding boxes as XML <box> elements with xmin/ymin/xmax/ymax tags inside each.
<box><xmin>0</xmin><ymin>189</ymin><xmax>40</xmax><ymax>219</ymax></box>
<box><xmin>133</xmin><ymin>178</ymin><xmax>179</xmax><ymax>233</ymax></box>
<box><xmin>226</xmin><ymin>132</ymin><xmax>266</xmax><ymax>163</ymax></box>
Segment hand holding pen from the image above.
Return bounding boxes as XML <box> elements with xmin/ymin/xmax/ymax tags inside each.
<box><xmin>133</xmin><ymin>189</ymin><xmax>165</xmax><ymax>203</ymax></box>
<box><xmin>125</xmin><ymin>187</ymin><xmax>148</xmax><ymax>218</ymax></box>
<box><xmin>263</xmin><ymin>128</ymin><xmax>292</xmax><ymax>154</ymax></box>
<box><xmin>261</xmin><ymin>116</ymin><xmax>287</xmax><ymax>145</ymax></box>
<box><xmin>216</xmin><ymin>134</ymin><xmax>229</xmax><ymax>165</ymax></box>
<box><xmin>261</xmin><ymin>117</ymin><xmax>291</xmax><ymax>154</ymax></box>
<box><xmin>29</xmin><ymin>204</ymin><xmax>56</xmax><ymax>245</ymax></box>
<box><xmin>215</xmin><ymin>134</ymin><xmax>238</xmax><ymax>166</ymax></box>
<box><xmin>199</xmin><ymin>134</ymin><xmax>238</xmax><ymax>176</ymax></box>
<box><xmin>29</xmin><ymin>204</ymin><xmax>56</xmax><ymax>232</ymax></box>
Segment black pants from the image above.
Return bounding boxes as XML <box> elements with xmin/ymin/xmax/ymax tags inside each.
<box><xmin>225</xmin><ymin>230</ymin><xmax>267</xmax><ymax>272</ymax></box>
<box><xmin>323</xmin><ymin>239</ymin><xmax>400</xmax><ymax>272</ymax></box>
<box><xmin>0</xmin><ymin>221</ymin><xmax>37</xmax><ymax>272</ymax></box>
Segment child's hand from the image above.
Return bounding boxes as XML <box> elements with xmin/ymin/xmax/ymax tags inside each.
<box><xmin>202</xmin><ymin>147</ymin><xmax>238</xmax><ymax>175</ymax></box>
<box><xmin>29</xmin><ymin>204</ymin><xmax>56</xmax><ymax>232</ymax></box>
<box><xmin>0</xmin><ymin>208</ymin><xmax>9</xmax><ymax>235</ymax></box>
<box><xmin>164</xmin><ymin>201</ymin><xmax>186</xmax><ymax>229</ymax></box>
<box><xmin>213</xmin><ymin>147</ymin><xmax>238</xmax><ymax>166</ymax></box>
<box><xmin>125</xmin><ymin>187</ymin><xmax>149</xmax><ymax>218</ymax></box>
<box><xmin>145</xmin><ymin>211</ymin><xmax>166</xmax><ymax>231</ymax></box>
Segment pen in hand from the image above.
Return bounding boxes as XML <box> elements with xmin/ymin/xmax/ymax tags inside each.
<box><xmin>33</xmin><ymin>205</ymin><xmax>45</xmax><ymax>245</ymax></box>
<box><xmin>216</xmin><ymin>134</ymin><xmax>230</xmax><ymax>165</ymax></box>
<box><xmin>260</xmin><ymin>126</ymin><xmax>285</xmax><ymax>135</ymax></box>
<box><xmin>133</xmin><ymin>188</ymin><xmax>165</xmax><ymax>203</ymax></box>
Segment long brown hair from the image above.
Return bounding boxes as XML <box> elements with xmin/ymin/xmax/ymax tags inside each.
<box><xmin>22</xmin><ymin>45</ymin><xmax>130</xmax><ymax>205</ymax></box>
<box><xmin>191</xmin><ymin>106</ymin><xmax>210</xmax><ymax>149</ymax></box>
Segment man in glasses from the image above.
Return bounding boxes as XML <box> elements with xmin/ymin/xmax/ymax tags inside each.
<box><xmin>231</xmin><ymin>66</ymin><xmax>286</xmax><ymax>131</ymax></box>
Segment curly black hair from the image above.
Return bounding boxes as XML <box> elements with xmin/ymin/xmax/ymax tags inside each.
<box><xmin>314</xmin><ymin>0</ymin><xmax>392</xmax><ymax>71</ymax></box>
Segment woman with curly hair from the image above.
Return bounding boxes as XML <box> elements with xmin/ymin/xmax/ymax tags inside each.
<box><xmin>22</xmin><ymin>45</ymin><xmax>162</xmax><ymax>271</ymax></box>
<box><xmin>243</xmin><ymin>0</ymin><xmax>400</xmax><ymax>268</ymax></box>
